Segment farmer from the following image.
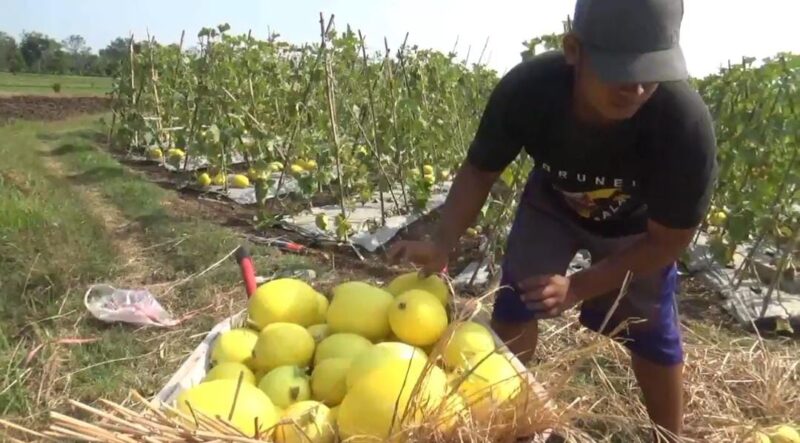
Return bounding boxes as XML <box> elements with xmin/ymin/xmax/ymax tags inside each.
<box><xmin>389</xmin><ymin>0</ymin><xmax>717</xmax><ymax>437</ymax></box>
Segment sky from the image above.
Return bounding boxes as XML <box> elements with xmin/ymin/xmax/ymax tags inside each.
<box><xmin>2</xmin><ymin>0</ymin><xmax>798</xmax><ymax>77</ymax></box>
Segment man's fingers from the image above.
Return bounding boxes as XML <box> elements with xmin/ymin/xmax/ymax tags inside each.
<box><xmin>518</xmin><ymin>275</ymin><xmax>552</xmax><ymax>291</ymax></box>
<box><xmin>524</xmin><ymin>296</ymin><xmax>558</xmax><ymax>312</ymax></box>
<box><xmin>520</xmin><ymin>284</ymin><xmax>560</xmax><ymax>302</ymax></box>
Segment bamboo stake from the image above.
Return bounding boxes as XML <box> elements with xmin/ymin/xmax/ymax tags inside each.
<box><xmin>320</xmin><ymin>13</ymin><xmax>348</xmax><ymax>219</ymax></box>
<box><xmin>129</xmin><ymin>34</ymin><xmax>139</xmax><ymax>150</ymax></box>
<box><xmin>357</xmin><ymin>30</ymin><xmax>391</xmax><ymax>224</ymax></box>
<box><xmin>383</xmin><ymin>37</ymin><xmax>409</xmax><ymax>210</ymax></box>
<box><xmin>146</xmin><ymin>30</ymin><xmax>165</xmax><ymax>146</ymax></box>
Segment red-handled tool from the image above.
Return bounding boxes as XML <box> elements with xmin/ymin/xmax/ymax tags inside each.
<box><xmin>235</xmin><ymin>245</ymin><xmax>258</xmax><ymax>298</ymax></box>
<box><xmin>270</xmin><ymin>239</ymin><xmax>307</xmax><ymax>254</ymax></box>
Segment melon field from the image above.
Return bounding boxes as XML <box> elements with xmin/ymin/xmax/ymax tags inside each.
<box><xmin>0</xmin><ymin>17</ymin><xmax>799</xmax><ymax>443</ymax></box>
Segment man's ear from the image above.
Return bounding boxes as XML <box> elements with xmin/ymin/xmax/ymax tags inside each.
<box><xmin>563</xmin><ymin>33</ymin><xmax>580</xmax><ymax>65</ymax></box>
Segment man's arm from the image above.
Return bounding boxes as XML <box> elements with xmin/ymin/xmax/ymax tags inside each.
<box><xmin>388</xmin><ymin>161</ymin><xmax>501</xmax><ymax>274</ymax></box>
<box><xmin>432</xmin><ymin>161</ymin><xmax>502</xmax><ymax>253</ymax></box>
<box><xmin>569</xmin><ymin>220</ymin><xmax>693</xmax><ymax>302</ymax></box>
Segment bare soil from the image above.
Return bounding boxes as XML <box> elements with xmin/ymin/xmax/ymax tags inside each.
<box><xmin>0</xmin><ymin>95</ymin><xmax>111</xmax><ymax>125</ymax></box>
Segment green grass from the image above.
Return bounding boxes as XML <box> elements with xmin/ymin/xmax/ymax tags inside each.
<box><xmin>0</xmin><ymin>72</ymin><xmax>112</xmax><ymax>96</ymax></box>
<box><xmin>0</xmin><ymin>115</ymin><xmax>317</xmax><ymax>425</ymax></box>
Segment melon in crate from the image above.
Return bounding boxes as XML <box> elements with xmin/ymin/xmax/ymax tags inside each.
<box><xmin>258</xmin><ymin>365</ymin><xmax>312</xmax><ymax>409</ymax></box>
<box><xmin>203</xmin><ymin>362</ymin><xmax>256</xmax><ymax>385</ymax></box>
<box><xmin>209</xmin><ymin>327</ymin><xmax>258</xmax><ymax>367</ymax></box>
<box><xmin>326</xmin><ymin>282</ymin><xmax>393</xmax><ymax>341</ymax></box>
<box><xmin>252</xmin><ymin>322</ymin><xmax>315</xmax><ymax>372</ymax></box>
<box><xmin>314</xmin><ymin>333</ymin><xmax>373</xmax><ymax>365</ymax></box>
<box><xmin>174</xmin><ymin>379</ymin><xmax>279</xmax><ymax>437</ymax></box>
<box><xmin>248</xmin><ymin>278</ymin><xmax>320</xmax><ymax>329</ymax></box>
<box><xmin>274</xmin><ymin>400</ymin><xmax>335</xmax><ymax>443</ymax></box>
<box><xmin>387</xmin><ymin>272</ymin><xmax>450</xmax><ymax>306</ymax></box>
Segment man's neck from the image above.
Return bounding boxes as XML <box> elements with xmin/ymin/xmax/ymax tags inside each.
<box><xmin>571</xmin><ymin>87</ymin><xmax>617</xmax><ymax>128</ymax></box>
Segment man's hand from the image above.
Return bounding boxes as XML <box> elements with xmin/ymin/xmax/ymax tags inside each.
<box><xmin>387</xmin><ymin>240</ymin><xmax>449</xmax><ymax>277</ymax></box>
<box><xmin>388</xmin><ymin>161</ymin><xmax>499</xmax><ymax>276</ymax></box>
<box><xmin>519</xmin><ymin>274</ymin><xmax>577</xmax><ymax>319</ymax></box>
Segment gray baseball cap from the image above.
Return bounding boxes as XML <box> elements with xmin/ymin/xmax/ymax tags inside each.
<box><xmin>572</xmin><ymin>0</ymin><xmax>688</xmax><ymax>83</ymax></box>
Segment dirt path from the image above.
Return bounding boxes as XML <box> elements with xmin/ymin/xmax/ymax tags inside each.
<box><xmin>38</xmin><ymin>152</ymin><xmax>156</xmax><ymax>286</ymax></box>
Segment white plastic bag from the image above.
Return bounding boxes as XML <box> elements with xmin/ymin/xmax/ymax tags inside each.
<box><xmin>84</xmin><ymin>284</ymin><xmax>178</xmax><ymax>327</ymax></box>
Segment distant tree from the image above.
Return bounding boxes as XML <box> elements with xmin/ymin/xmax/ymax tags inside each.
<box><xmin>0</xmin><ymin>32</ymin><xmax>20</xmax><ymax>72</ymax></box>
<box><xmin>99</xmin><ymin>37</ymin><xmax>131</xmax><ymax>75</ymax></box>
<box><xmin>62</xmin><ymin>34</ymin><xmax>91</xmax><ymax>74</ymax></box>
<box><xmin>19</xmin><ymin>31</ymin><xmax>58</xmax><ymax>72</ymax></box>
<box><xmin>42</xmin><ymin>46</ymin><xmax>68</xmax><ymax>74</ymax></box>
<box><xmin>7</xmin><ymin>50</ymin><xmax>25</xmax><ymax>73</ymax></box>
<box><xmin>82</xmin><ymin>53</ymin><xmax>106</xmax><ymax>76</ymax></box>
<box><xmin>61</xmin><ymin>34</ymin><xmax>88</xmax><ymax>54</ymax></box>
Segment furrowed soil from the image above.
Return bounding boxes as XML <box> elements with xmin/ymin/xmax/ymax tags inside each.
<box><xmin>0</xmin><ymin>95</ymin><xmax>111</xmax><ymax>125</ymax></box>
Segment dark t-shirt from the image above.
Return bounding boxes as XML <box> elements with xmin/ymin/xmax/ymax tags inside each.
<box><xmin>467</xmin><ymin>51</ymin><xmax>718</xmax><ymax>237</ymax></box>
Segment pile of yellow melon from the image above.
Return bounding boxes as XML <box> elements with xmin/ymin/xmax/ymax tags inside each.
<box><xmin>751</xmin><ymin>426</ymin><xmax>800</xmax><ymax>443</ymax></box>
<box><xmin>173</xmin><ymin>273</ymin><xmax>527</xmax><ymax>442</ymax></box>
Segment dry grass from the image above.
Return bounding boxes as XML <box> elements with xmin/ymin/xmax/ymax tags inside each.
<box><xmin>528</xmin><ymin>308</ymin><xmax>799</xmax><ymax>442</ymax></box>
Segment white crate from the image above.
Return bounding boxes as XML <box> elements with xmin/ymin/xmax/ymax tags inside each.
<box><xmin>154</xmin><ymin>310</ymin><xmax>248</xmax><ymax>406</ymax></box>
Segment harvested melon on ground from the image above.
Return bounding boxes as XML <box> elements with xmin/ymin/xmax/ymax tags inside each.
<box><xmin>210</xmin><ymin>328</ymin><xmax>258</xmax><ymax>367</ymax></box>
<box><xmin>252</xmin><ymin>322</ymin><xmax>315</xmax><ymax>372</ymax></box>
<box><xmin>231</xmin><ymin>174</ymin><xmax>250</xmax><ymax>188</ymax></box>
<box><xmin>388</xmin><ymin>289</ymin><xmax>448</xmax><ymax>346</ymax></box>
<box><xmin>750</xmin><ymin>431</ymin><xmax>771</xmax><ymax>443</ymax></box>
<box><xmin>327</xmin><ymin>282</ymin><xmax>394</xmax><ymax>341</ymax></box>
<box><xmin>147</xmin><ymin>146</ymin><xmax>163</xmax><ymax>160</ymax></box>
<box><xmin>248</xmin><ymin>278</ymin><xmax>319</xmax><ymax>329</ymax></box>
<box><xmin>196</xmin><ymin>172</ymin><xmax>212</xmax><ymax>187</ymax></box>
<box><xmin>441</xmin><ymin>321</ymin><xmax>496</xmax><ymax>368</ymax></box>
<box><xmin>212</xmin><ymin>173</ymin><xmax>226</xmax><ymax>186</ymax></box>
<box><xmin>258</xmin><ymin>365</ymin><xmax>312</xmax><ymax>409</ymax></box>
<box><xmin>204</xmin><ymin>362</ymin><xmax>256</xmax><ymax>385</ymax></box>
<box><xmin>166</xmin><ymin>148</ymin><xmax>185</xmax><ymax>166</ymax></box>
<box><xmin>387</xmin><ymin>272</ymin><xmax>450</xmax><ymax>306</ymax></box>
<box><xmin>771</xmin><ymin>426</ymin><xmax>800</xmax><ymax>443</ymax></box>
<box><xmin>314</xmin><ymin>333</ymin><xmax>372</xmax><ymax>365</ymax></box>
<box><xmin>311</xmin><ymin>358</ymin><xmax>351</xmax><ymax>406</ymax></box>
<box><xmin>175</xmin><ymin>379</ymin><xmax>279</xmax><ymax>437</ymax></box>
<box><xmin>274</xmin><ymin>400</ymin><xmax>335</xmax><ymax>443</ymax></box>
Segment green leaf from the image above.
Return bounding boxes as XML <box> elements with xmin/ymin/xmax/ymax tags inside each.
<box><xmin>727</xmin><ymin>210</ymin><xmax>754</xmax><ymax>243</ymax></box>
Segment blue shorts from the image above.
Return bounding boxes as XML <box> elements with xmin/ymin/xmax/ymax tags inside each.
<box><xmin>494</xmin><ymin>263</ymin><xmax>683</xmax><ymax>366</ymax></box>
<box><xmin>491</xmin><ymin>178</ymin><xmax>684</xmax><ymax>366</ymax></box>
